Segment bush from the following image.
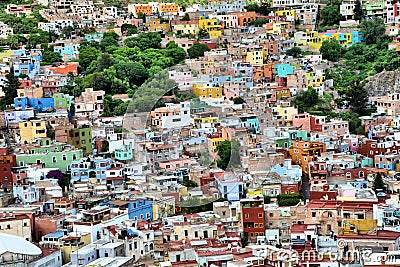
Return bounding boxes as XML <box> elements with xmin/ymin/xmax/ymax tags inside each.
<box><xmin>277</xmin><ymin>193</ymin><xmax>303</xmax><ymax>206</ymax></box>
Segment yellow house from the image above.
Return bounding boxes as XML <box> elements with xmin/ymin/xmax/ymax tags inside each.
<box><xmin>146</xmin><ymin>18</ymin><xmax>170</xmax><ymax>33</ymax></box>
<box><xmin>199</xmin><ymin>16</ymin><xmax>222</xmax><ymax>39</ymax></box>
<box><xmin>152</xmin><ymin>197</ymin><xmax>176</xmax><ymax>221</ymax></box>
<box><xmin>276</xmin><ymin>105</ymin><xmax>298</xmax><ymax>124</ymax></box>
<box><xmin>173</xmin><ymin>21</ymin><xmax>199</xmax><ymax>36</ymax></box>
<box><xmin>331</xmin><ymin>32</ymin><xmax>353</xmax><ymax>48</ymax></box>
<box><xmin>274</xmin><ymin>87</ymin><xmax>291</xmax><ymax>100</ymax></box>
<box><xmin>247</xmin><ymin>189</ymin><xmax>263</xmax><ymax>199</ymax></box>
<box><xmin>267</xmin><ymin>21</ymin><xmax>291</xmax><ymax>37</ymax></box>
<box><xmin>341</xmin><ymin>219</ymin><xmax>377</xmax><ymax>235</ymax></box>
<box><xmin>245</xmin><ymin>49</ymin><xmax>264</xmax><ymax>65</ymax></box>
<box><xmin>275</xmin><ymin>10</ymin><xmax>295</xmax><ymax>17</ymax></box>
<box><xmin>306</xmin><ymin>70</ymin><xmax>324</xmax><ymax>88</ymax></box>
<box><xmin>192</xmin><ymin>83</ymin><xmax>223</xmax><ymax>99</ymax></box>
<box><xmin>19</xmin><ymin>119</ymin><xmax>47</xmax><ymax>143</ymax></box>
<box><xmin>209</xmin><ymin>136</ymin><xmax>224</xmax><ymax>154</ymax></box>
<box><xmin>194</xmin><ymin>116</ymin><xmax>219</xmax><ymax>128</ymax></box>
<box><xmin>172</xmin><ymin>222</ymin><xmax>219</xmax><ymax>241</ymax></box>
<box><xmin>61</xmin><ymin>232</ymin><xmax>91</xmax><ymax>263</ymax></box>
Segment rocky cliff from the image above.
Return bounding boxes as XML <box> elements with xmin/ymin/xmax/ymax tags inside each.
<box><xmin>365</xmin><ymin>70</ymin><xmax>400</xmax><ymax>96</ymax></box>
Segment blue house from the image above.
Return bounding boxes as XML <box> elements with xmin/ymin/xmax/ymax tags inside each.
<box><xmin>54</xmin><ymin>45</ymin><xmax>76</xmax><ymax>60</ymax></box>
<box><xmin>274</xmin><ymin>64</ymin><xmax>294</xmax><ymax>78</ymax></box>
<box><xmin>212</xmin><ymin>75</ymin><xmax>232</xmax><ymax>84</ymax></box>
<box><xmin>28</xmin><ymin>98</ymin><xmax>55</xmax><ymax>113</ymax></box>
<box><xmin>70</xmin><ymin>157</ymin><xmax>113</xmax><ymax>181</ymax></box>
<box><xmin>14</xmin><ymin>96</ymin><xmax>29</xmax><ymax>110</ymax></box>
<box><xmin>115</xmin><ymin>144</ymin><xmax>133</xmax><ymax>161</ymax></box>
<box><xmin>128</xmin><ymin>199</ymin><xmax>153</xmax><ymax>221</ymax></box>
<box><xmin>13</xmin><ymin>56</ymin><xmax>41</xmax><ymax>79</ymax></box>
<box><xmin>84</xmin><ymin>33</ymin><xmax>104</xmax><ymax>42</ymax></box>
<box><xmin>239</xmin><ymin>114</ymin><xmax>259</xmax><ymax>134</ymax></box>
<box><xmin>214</xmin><ymin>172</ymin><xmax>244</xmax><ymax>202</ymax></box>
<box><xmin>270</xmin><ymin>160</ymin><xmax>302</xmax><ymax>182</ymax></box>
<box><xmin>234</xmin><ymin>77</ymin><xmax>253</xmax><ymax>89</ymax></box>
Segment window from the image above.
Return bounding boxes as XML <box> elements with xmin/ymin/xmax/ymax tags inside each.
<box><xmin>312</xmin><ymin>212</ymin><xmax>316</xmax><ymax>217</ymax></box>
<box><xmin>245</xmin><ymin>214</ymin><xmax>249</xmax><ymax>219</ymax></box>
<box><xmin>258</xmin><ymin>213</ymin><xmax>263</xmax><ymax>218</ymax></box>
<box><xmin>52</xmin><ymin>157</ymin><xmax>57</xmax><ymax>163</ymax></box>
<box><xmin>62</xmin><ymin>155</ymin><xmax>67</xmax><ymax>161</ymax></box>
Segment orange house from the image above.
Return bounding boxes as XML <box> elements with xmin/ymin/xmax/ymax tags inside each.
<box><xmin>134</xmin><ymin>5</ymin><xmax>153</xmax><ymax>17</ymax></box>
<box><xmin>253</xmin><ymin>62</ymin><xmax>275</xmax><ymax>83</ymax></box>
<box><xmin>260</xmin><ymin>41</ymin><xmax>279</xmax><ymax>55</ymax></box>
<box><xmin>288</xmin><ymin>140</ymin><xmax>326</xmax><ymax>173</ymax></box>
<box><xmin>158</xmin><ymin>3</ymin><xmax>179</xmax><ymax>14</ymax></box>
<box><xmin>50</xmin><ymin>62</ymin><xmax>78</xmax><ymax>75</ymax></box>
<box><xmin>231</xmin><ymin>11</ymin><xmax>256</xmax><ymax>27</ymax></box>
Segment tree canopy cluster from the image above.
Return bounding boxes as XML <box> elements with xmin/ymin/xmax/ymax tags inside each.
<box><xmin>61</xmin><ymin>32</ymin><xmax>187</xmax><ymax>117</ymax></box>
<box><xmin>216</xmin><ymin>140</ymin><xmax>241</xmax><ymax>170</ymax></box>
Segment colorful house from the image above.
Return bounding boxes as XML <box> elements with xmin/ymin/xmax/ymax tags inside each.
<box><xmin>172</xmin><ymin>21</ymin><xmax>199</xmax><ymax>36</ymax></box>
<box><xmin>67</xmin><ymin>126</ymin><xmax>93</xmax><ymax>155</ymax></box>
<box><xmin>193</xmin><ymin>83</ymin><xmax>223</xmax><ymax>99</ymax></box>
<box><xmin>16</xmin><ymin>141</ymin><xmax>83</xmax><ymax>173</ymax></box>
<box><xmin>199</xmin><ymin>15</ymin><xmax>222</xmax><ymax>39</ymax></box>
<box><xmin>146</xmin><ymin>18</ymin><xmax>170</xmax><ymax>33</ymax></box>
<box><xmin>158</xmin><ymin>3</ymin><xmax>179</xmax><ymax>15</ymax></box>
<box><xmin>274</xmin><ymin>64</ymin><xmax>294</xmax><ymax>78</ymax></box>
<box><xmin>275</xmin><ymin>10</ymin><xmax>295</xmax><ymax>21</ymax></box>
<box><xmin>53</xmin><ymin>93</ymin><xmax>73</xmax><ymax>110</ymax></box>
<box><xmin>128</xmin><ymin>199</ymin><xmax>153</xmax><ymax>221</ymax></box>
<box><xmin>18</xmin><ymin>119</ymin><xmax>47</xmax><ymax>143</ymax></box>
<box><xmin>70</xmin><ymin>157</ymin><xmax>112</xmax><ymax>181</ymax></box>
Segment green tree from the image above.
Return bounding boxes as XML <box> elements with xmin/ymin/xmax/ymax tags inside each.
<box><xmin>138</xmin><ymin>11</ymin><xmax>146</xmax><ymax>22</ymax></box>
<box><xmin>121</xmin><ymin>23</ymin><xmax>138</xmax><ymax>36</ymax></box>
<box><xmin>114</xmin><ymin>61</ymin><xmax>148</xmax><ymax>85</ymax></box>
<box><xmin>97</xmin><ymin>53</ymin><xmax>113</xmax><ymax>72</ymax></box>
<box><xmin>250</xmin><ymin>18</ymin><xmax>268</xmax><ymax>27</ymax></box>
<box><xmin>216</xmin><ymin>140</ymin><xmax>241</xmax><ymax>170</ymax></box>
<box><xmin>163</xmin><ymin>41</ymin><xmax>187</xmax><ymax>64</ymax></box>
<box><xmin>286</xmin><ymin>46</ymin><xmax>302</xmax><ymax>58</ymax></box>
<box><xmin>233</xmin><ymin>97</ymin><xmax>245</xmax><ymax>104</ymax></box>
<box><xmin>293</xmin><ymin>87</ymin><xmax>319</xmax><ymax>113</ymax></box>
<box><xmin>360</xmin><ymin>18</ymin><xmax>387</xmax><ymax>45</ymax></box>
<box><xmin>181</xmin><ymin>13</ymin><xmax>190</xmax><ymax>21</ymax></box>
<box><xmin>187</xmin><ymin>42</ymin><xmax>210</xmax><ymax>58</ymax></box>
<box><xmin>78</xmin><ymin>46</ymin><xmax>101</xmax><ymax>71</ymax></box>
<box><xmin>99</xmin><ymin>31</ymin><xmax>119</xmax><ymax>51</ymax></box>
<box><xmin>198</xmin><ymin>28</ymin><xmax>208</xmax><ymax>39</ymax></box>
<box><xmin>346</xmin><ymin>79</ymin><xmax>368</xmax><ymax>116</ymax></box>
<box><xmin>320</xmin><ymin>0</ymin><xmax>341</xmax><ymax>26</ymax></box>
<box><xmin>41</xmin><ymin>50</ymin><xmax>62</xmax><ymax>64</ymax></box>
<box><xmin>353</xmin><ymin>0</ymin><xmax>364</xmax><ymax>21</ymax></box>
<box><xmin>124</xmin><ymin>32</ymin><xmax>162</xmax><ymax>50</ymax></box>
<box><xmin>320</xmin><ymin>39</ymin><xmax>342</xmax><ymax>61</ymax></box>
<box><xmin>372</xmin><ymin>172</ymin><xmax>385</xmax><ymax>192</ymax></box>
<box><xmin>3</xmin><ymin>69</ymin><xmax>20</xmax><ymax>105</ymax></box>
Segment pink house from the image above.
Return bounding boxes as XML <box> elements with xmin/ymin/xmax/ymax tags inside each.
<box><xmin>292</xmin><ymin>113</ymin><xmax>311</xmax><ymax>131</ymax></box>
<box><xmin>158</xmin><ymin>158</ymin><xmax>192</xmax><ymax>171</ymax></box>
<box><xmin>218</xmin><ymin>14</ymin><xmax>238</xmax><ymax>29</ymax></box>
<box><xmin>115</xmin><ymin>18</ymin><xmax>141</xmax><ymax>28</ymax></box>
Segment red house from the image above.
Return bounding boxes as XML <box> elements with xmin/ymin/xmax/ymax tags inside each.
<box><xmin>241</xmin><ymin>198</ymin><xmax>264</xmax><ymax>243</ymax></box>
<box><xmin>0</xmin><ymin>147</ymin><xmax>16</xmax><ymax>192</ymax></box>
